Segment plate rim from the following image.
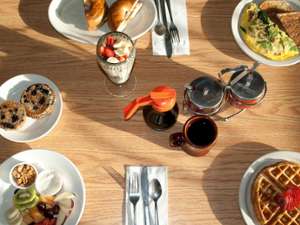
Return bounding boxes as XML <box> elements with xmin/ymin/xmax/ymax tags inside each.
<box><xmin>231</xmin><ymin>0</ymin><xmax>300</xmax><ymax>67</ymax></box>
<box><xmin>48</xmin><ymin>0</ymin><xmax>157</xmax><ymax>44</ymax></box>
<box><xmin>0</xmin><ymin>74</ymin><xmax>63</xmax><ymax>143</ymax></box>
<box><xmin>239</xmin><ymin>150</ymin><xmax>300</xmax><ymax>225</ymax></box>
<box><xmin>0</xmin><ymin>149</ymin><xmax>86</xmax><ymax>225</ymax></box>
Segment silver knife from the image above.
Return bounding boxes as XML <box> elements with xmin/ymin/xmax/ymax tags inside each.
<box><xmin>142</xmin><ymin>167</ymin><xmax>152</xmax><ymax>225</ymax></box>
<box><xmin>159</xmin><ymin>0</ymin><xmax>172</xmax><ymax>58</ymax></box>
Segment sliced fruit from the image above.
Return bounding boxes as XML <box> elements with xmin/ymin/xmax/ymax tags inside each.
<box><xmin>55</xmin><ymin>210</ymin><xmax>67</xmax><ymax>225</ymax></box>
<box><xmin>58</xmin><ymin>199</ymin><xmax>74</xmax><ymax>214</ymax></box>
<box><xmin>40</xmin><ymin>195</ymin><xmax>55</xmax><ymax>206</ymax></box>
<box><xmin>15</xmin><ymin>196</ymin><xmax>39</xmax><ymax>211</ymax></box>
<box><xmin>13</xmin><ymin>188</ymin><xmax>37</xmax><ymax>206</ymax></box>
<box><xmin>8</xmin><ymin>212</ymin><xmax>22</xmax><ymax>225</ymax></box>
<box><xmin>54</xmin><ymin>192</ymin><xmax>76</xmax><ymax>202</ymax></box>
<box><xmin>22</xmin><ymin>213</ymin><xmax>34</xmax><ymax>225</ymax></box>
<box><xmin>6</xmin><ymin>207</ymin><xmax>21</xmax><ymax>221</ymax></box>
<box><xmin>29</xmin><ymin>207</ymin><xmax>45</xmax><ymax>223</ymax></box>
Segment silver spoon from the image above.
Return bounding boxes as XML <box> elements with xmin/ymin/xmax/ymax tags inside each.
<box><xmin>154</xmin><ymin>0</ymin><xmax>167</xmax><ymax>35</ymax></box>
<box><xmin>150</xmin><ymin>179</ymin><xmax>162</xmax><ymax>225</ymax></box>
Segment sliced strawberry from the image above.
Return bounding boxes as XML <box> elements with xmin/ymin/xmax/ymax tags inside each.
<box><xmin>103</xmin><ymin>47</ymin><xmax>115</xmax><ymax>58</ymax></box>
<box><xmin>275</xmin><ymin>186</ymin><xmax>300</xmax><ymax>211</ymax></box>
<box><xmin>98</xmin><ymin>46</ymin><xmax>105</xmax><ymax>57</ymax></box>
<box><xmin>106</xmin><ymin>36</ymin><xmax>115</xmax><ymax>48</ymax></box>
<box><xmin>118</xmin><ymin>56</ymin><xmax>127</xmax><ymax>62</ymax></box>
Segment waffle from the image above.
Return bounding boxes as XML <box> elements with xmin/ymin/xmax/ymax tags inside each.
<box><xmin>252</xmin><ymin>161</ymin><xmax>300</xmax><ymax>225</ymax></box>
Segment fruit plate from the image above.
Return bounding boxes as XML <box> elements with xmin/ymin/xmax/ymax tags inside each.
<box><xmin>48</xmin><ymin>0</ymin><xmax>157</xmax><ymax>44</ymax></box>
<box><xmin>0</xmin><ymin>149</ymin><xmax>86</xmax><ymax>225</ymax></box>
<box><xmin>239</xmin><ymin>150</ymin><xmax>300</xmax><ymax>225</ymax></box>
<box><xmin>0</xmin><ymin>74</ymin><xmax>63</xmax><ymax>143</ymax></box>
<box><xmin>231</xmin><ymin>0</ymin><xmax>300</xmax><ymax>67</ymax></box>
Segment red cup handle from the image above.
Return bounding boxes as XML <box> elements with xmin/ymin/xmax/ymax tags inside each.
<box><xmin>169</xmin><ymin>132</ymin><xmax>185</xmax><ymax>147</ymax></box>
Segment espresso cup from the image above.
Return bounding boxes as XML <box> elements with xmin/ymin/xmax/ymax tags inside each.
<box><xmin>169</xmin><ymin>116</ymin><xmax>218</xmax><ymax>156</ymax></box>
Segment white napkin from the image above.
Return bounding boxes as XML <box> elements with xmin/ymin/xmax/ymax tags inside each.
<box><xmin>125</xmin><ymin>166</ymin><xmax>168</xmax><ymax>225</ymax></box>
<box><xmin>152</xmin><ymin>0</ymin><xmax>190</xmax><ymax>56</ymax></box>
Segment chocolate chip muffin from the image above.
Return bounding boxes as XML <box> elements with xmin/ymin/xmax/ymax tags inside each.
<box><xmin>0</xmin><ymin>101</ymin><xmax>26</xmax><ymax>130</ymax></box>
<box><xmin>20</xmin><ymin>83</ymin><xmax>56</xmax><ymax>119</ymax></box>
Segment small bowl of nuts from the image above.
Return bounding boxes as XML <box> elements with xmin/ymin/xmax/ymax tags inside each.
<box><xmin>9</xmin><ymin>162</ymin><xmax>38</xmax><ymax>189</ymax></box>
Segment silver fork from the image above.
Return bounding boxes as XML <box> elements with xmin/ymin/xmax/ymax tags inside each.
<box><xmin>129</xmin><ymin>173</ymin><xmax>140</xmax><ymax>225</ymax></box>
<box><xmin>165</xmin><ymin>0</ymin><xmax>180</xmax><ymax>43</ymax></box>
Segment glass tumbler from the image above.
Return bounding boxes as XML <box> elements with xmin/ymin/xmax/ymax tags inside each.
<box><xmin>96</xmin><ymin>31</ymin><xmax>136</xmax><ymax>97</ymax></box>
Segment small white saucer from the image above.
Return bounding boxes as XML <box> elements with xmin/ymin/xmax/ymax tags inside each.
<box><xmin>0</xmin><ymin>74</ymin><xmax>63</xmax><ymax>143</ymax></box>
<box><xmin>239</xmin><ymin>150</ymin><xmax>300</xmax><ymax>225</ymax></box>
<box><xmin>48</xmin><ymin>0</ymin><xmax>157</xmax><ymax>44</ymax></box>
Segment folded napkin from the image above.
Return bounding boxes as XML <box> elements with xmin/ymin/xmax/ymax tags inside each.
<box><xmin>152</xmin><ymin>0</ymin><xmax>190</xmax><ymax>56</ymax></box>
<box><xmin>125</xmin><ymin>166</ymin><xmax>168</xmax><ymax>225</ymax></box>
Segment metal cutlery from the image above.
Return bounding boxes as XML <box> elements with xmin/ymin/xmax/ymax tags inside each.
<box><xmin>159</xmin><ymin>0</ymin><xmax>172</xmax><ymax>57</ymax></box>
<box><xmin>150</xmin><ymin>179</ymin><xmax>162</xmax><ymax>225</ymax></box>
<box><xmin>165</xmin><ymin>0</ymin><xmax>180</xmax><ymax>43</ymax></box>
<box><xmin>142</xmin><ymin>167</ymin><xmax>153</xmax><ymax>225</ymax></box>
<box><xmin>153</xmin><ymin>0</ymin><xmax>167</xmax><ymax>36</ymax></box>
<box><xmin>129</xmin><ymin>172</ymin><xmax>140</xmax><ymax>225</ymax></box>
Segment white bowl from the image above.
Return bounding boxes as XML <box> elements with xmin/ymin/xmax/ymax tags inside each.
<box><xmin>9</xmin><ymin>162</ymin><xmax>39</xmax><ymax>189</ymax></box>
<box><xmin>48</xmin><ymin>0</ymin><xmax>157</xmax><ymax>44</ymax></box>
<box><xmin>35</xmin><ymin>169</ymin><xmax>63</xmax><ymax>196</ymax></box>
<box><xmin>0</xmin><ymin>74</ymin><xmax>63</xmax><ymax>143</ymax></box>
<box><xmin>231</xmin><ymin>0</ymin><xmax>300</xmax><ymax>67</ymax></box>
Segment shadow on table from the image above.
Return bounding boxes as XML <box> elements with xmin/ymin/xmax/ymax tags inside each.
<box><xmin>202</xmin><ymin>142</ymin><xmax>277</xmax><ymax>225</ymax></box>
<box><xmin>18</xmin><ymin>0</ymin><xmax>57</xmax><ymax>38</ymax></box>
<box><xmin>201</xmin><ymin>0</ymin><xmax>249</xmax><ymax>61</ymax></box>
<box><xmin>0</xmin><ymin>25</ymin><xmax>211</xmax><ymax>152</ymax></box>
<box><xmin>0</xmin><ymin>140</ymin><xmax>30</xmax><ymax>163</ymax></box>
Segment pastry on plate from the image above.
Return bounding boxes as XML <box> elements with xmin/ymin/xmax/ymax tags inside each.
<box><xmin>277</xmin><ymin>12</ymin><xmax>300</xmax><ymax>47</ymax></box>
<box><xmin>252</xmin><ymin>161</ymin><xmax>300</xmax><ymax>225</ymax></box>
<box><xmin>107</xmin><ymin>0</ymin><xmax>143</xmax><ymax>31</ymax></box>
<box><xmin>0</xmin><ymin>101</ymin><xmax>26</xmax><ymax>130</ymax></box>
<box><xmin>84</xmin><ymin>0</ymin><xmax>107</xmax><ymax>31</ymax></box>
<box><xmin>20</xmin><ymin>83</ymin><xmax>56</xmax><ymax>119</ymax></box>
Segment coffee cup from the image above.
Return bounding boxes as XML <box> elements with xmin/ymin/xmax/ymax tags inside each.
<box><xmin>169</xmin><ymin>116</ymin><xmax>218</xmax><ymax>156</ymax></box>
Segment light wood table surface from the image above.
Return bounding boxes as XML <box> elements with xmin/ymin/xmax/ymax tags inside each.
<box><xmin>1</xmin><ymin>0</ymin><xmax>300</xmax><ymax>224</ymax></box>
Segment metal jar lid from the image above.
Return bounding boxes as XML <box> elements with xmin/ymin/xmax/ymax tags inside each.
<box><xmin>229</xmin><ymin>70</ymin><xmax>266</xmax><ymax>101</ymax></box>
<box><xmin>185</xmin><ymin>76</ymin><xmax>224</xmax><ymax>109</ymax></box>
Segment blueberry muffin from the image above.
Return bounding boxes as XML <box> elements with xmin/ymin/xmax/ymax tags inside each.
<box><xmin>0</xmin><ymin>101</ymin><xmax>26</xmax><ymax>130</ymax></box>
<box><xmin>20</xmin><ymin>83</ymin><xmax>56</xmax><ymax>119</ymax></box>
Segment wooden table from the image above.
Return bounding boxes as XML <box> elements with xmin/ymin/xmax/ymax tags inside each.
<box><xmin>1</xmin><ymin>0</ymin><xmax>300</xmax><ymax>224</ymax></box>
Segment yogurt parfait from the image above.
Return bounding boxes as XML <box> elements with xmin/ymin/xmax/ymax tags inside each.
<box><xmin>96</xmin><ymin>32</ymin><xmax>136</xmax><ymax>85</ymax></box>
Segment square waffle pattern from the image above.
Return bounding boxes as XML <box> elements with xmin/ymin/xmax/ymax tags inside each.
<box><xmin>252</xmin><ymin>161</ymin><xmax>300</xmax><ymax>225</ymax></box>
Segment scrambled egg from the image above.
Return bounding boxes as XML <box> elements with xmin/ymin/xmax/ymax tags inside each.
<box><xmin>240</xmin><ymin>3</ymin><xmax>299</xmax><ymax>61</ymax></box>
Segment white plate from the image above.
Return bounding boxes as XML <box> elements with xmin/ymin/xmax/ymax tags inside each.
<box><xmin>0</xmin><ymin>74</ymin><xmax>63</xmax><ymax>143</ymax></box>
<box><xmin>48</xmin><ymin>0</ymin><xmax>157</xmax><ymax>44</ymax></box>
<box><xmin>239</xmin><ymin>150</ymin><xmax>300</xmax><ymax>225</ymax></box>
<box><xmin>0</xmin><ymin>149</ymin><xmax>86</xmax><ymax>225</ymax></box>
<box><xmin>231</xmin><ymin>0</ymin><xmax>300</xmax><ymax>67</ymax></box>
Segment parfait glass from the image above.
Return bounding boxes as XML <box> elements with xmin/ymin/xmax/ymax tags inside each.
<box><xmin>96</xmin><ymin>31</ymin><xmax>136</xmax><ymax>97</ymax></box>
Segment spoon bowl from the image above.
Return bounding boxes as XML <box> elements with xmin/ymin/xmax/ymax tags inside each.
<box><xmin>150</xmin><ymin>178</ymin><xmax>162</xmax><ymax>201</ymax></box>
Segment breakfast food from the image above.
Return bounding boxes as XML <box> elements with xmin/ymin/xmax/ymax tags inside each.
<box><xmin>20</xmin><ymin>83</ymin><xmax>56</xmax><ymax>119</ymax></box>
<box><xmin>98</xmin><ymin>34</ymin><xmax>133</xmax><ymax>63</ymax></box>
<box><xmin>11</xmin><ymin>163</ymin><xmax>37</xmax><ymax>188</ymax></box>
<box><xmin>7</xmin><ymin>164</ymin><xmax>76</xmax><ymax>225</ymax></box>
<box><xmin>277</xmin><ymin>12</ymin><xmax>300</xmax><ymax>47</ymax></box>
<box><xmin>107</xmin><ymin>0</ymin><xmax>143</xmax><ymax>31</ymax></box>
<box><xmin>36</xmin><ymin>170</ymin><xmax>63</xmax><ymax>196</ymax></box>
<box><xmin>0</xmin><ymin>101</ymin><xmax>26</xmax><ymax>130</ymax></box>
<box><xmin>240</xmin><ymin>2</ymin><xmax>299</xmax><ymax>61</ymax></box>
<box><xmin>259</xmin><ymin>0</ymin><xmax>294</xmax><ymax>26</ymax></box>
<box><xmin>252</xmin><ymin>161</ymin><xmax>300</xmax><ymax>225</ymax></box>
<box><xmin>83</xmin><ymin>0</ymin><xmax>107</xmax><ymax>31</ymax></box>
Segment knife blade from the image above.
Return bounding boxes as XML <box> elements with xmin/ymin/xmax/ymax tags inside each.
<box><xmin>159</xmin><ymin>0</ymin><xmax>172</xmax><ymax>58</ymax></box>
<box><xmin>142</xmin><ymin>167</ymin><xmax>152</xmax><ymax>225</ymax></box>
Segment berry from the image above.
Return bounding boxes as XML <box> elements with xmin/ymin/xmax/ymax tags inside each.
<box><xmin>275</xmin><ymin>186</ymin><xmax>300</xmax><ymax>211</ymax></box>
<box><xmin>106</xmin><ymin>36</ymin><xmax>115</xmax><ymax>47</ymax></box>
<box><xmin>103</xmin><ymin>47</ymin><xmax>115</xmax><ymax>58</ymax></box>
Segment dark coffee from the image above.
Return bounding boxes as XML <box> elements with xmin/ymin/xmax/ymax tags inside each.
<box><xmin>186</xmin><ymin>118</ymin><xmax>216</xmax><ymax>147</ymax></box>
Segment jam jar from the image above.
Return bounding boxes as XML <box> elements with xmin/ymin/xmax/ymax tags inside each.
<box><xmin>183</xmin><ymin>76</ymin><xmax>225</xmax><ymax>116</ymax></box>
<box><xmin>219</xmin><ymin>65</ymin><xmax>267</xmax><ymax>109</ymax></box>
